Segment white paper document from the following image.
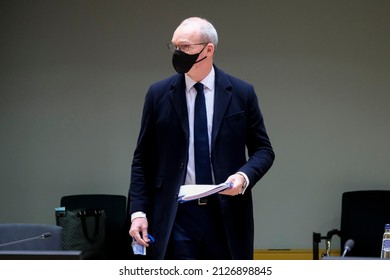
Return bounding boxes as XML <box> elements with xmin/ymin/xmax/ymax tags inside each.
<box><xmin>177</xmin><ymin>182</ymin><xmax>233</xmax><ymax>202</ymax></box>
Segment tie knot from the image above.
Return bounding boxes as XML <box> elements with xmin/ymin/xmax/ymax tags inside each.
<box><xmin>193</xmin><ymin>83</ymin><xmax>204</xmax><ymax>93</ymax></box>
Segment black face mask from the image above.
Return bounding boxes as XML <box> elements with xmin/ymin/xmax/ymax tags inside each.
<box><xmin>172</xmin><ymin>46</ymin><xmax>207</xmax><ymax>74</ymax></box>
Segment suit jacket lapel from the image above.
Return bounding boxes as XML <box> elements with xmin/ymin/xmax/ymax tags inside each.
<box><xmin>169</xmin><ymin>75</ymin><xmax>189</xmax><ymax>141</ymax></box>
<box><xmin>167</xmin><ymin>69</ymin><xmax>231</xmax><ymax>150</ymax></box>
<box><xmin>212</xmin><ymin>67</ymin><xmax>232</xmax><ymax>150</ymax></box>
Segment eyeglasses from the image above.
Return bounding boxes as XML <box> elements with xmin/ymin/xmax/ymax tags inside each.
<box><xmin>167</xmin><ymin>42</ymin><xmax>208</xmax><ymax>53</ymax></box>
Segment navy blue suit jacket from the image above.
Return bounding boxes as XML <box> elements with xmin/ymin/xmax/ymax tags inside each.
<box><xmin>129</xmin><ymin>66</ymin><xmax>275</xmax><ymax>259</ymax></box>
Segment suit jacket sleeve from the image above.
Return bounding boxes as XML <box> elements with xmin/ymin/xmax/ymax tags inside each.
<box><xmin>239</xmin><ymin>84</ymin><xmax>274</xmax><ymax>189</ymax></box>
<box><xmin>129</xmin><ymin>88</ymin><xmax>157</xmax><ymax>215</ymax></box>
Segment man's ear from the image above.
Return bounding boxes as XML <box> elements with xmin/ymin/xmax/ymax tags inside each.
<box><xmin>207</xmin><ymin>43</ymin><xmax>215</xmax><ymax>55</ymax></box>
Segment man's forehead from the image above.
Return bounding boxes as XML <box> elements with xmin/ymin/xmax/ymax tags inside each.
<box><xmin>172</xmin><ymin>26</ymin><xmax>201</xmax><ymax>42</ymax></box>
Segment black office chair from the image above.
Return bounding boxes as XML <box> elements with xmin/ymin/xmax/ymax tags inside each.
<box><xmin>0</xmin><ymin>223</ymin><xmax>62</xmax><ymax>251</ymax></box>
<box><xmin>60</xmin><ymin>194</ymin><xmax>130</xmax><ymax>259</ymax></box>
<box><xmin>313</xmin><ymin>190</ymin><xmax>390</xmax><ymax>259</ymax></box>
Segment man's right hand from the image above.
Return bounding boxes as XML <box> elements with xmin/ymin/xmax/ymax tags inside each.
<box><xmin>129</xmin><ymin>217</ymin><xmax>150</xmax><ymax>246</ymax></box>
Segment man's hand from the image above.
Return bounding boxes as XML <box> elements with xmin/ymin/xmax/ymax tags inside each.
<box><xmin>129</xmin><ymin>217</ymin><xmax>150</xmax><ymax>246</ymax></box>
<box><xmin>219</xmin><ymin>173</ymin><xmax>246</xmax><ymax>196</ymax></box>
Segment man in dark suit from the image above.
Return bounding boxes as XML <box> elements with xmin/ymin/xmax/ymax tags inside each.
<box><xmin>129</xmin><ymin>17</ymin><xmax>274</xmax><ymax>259</ymax></box>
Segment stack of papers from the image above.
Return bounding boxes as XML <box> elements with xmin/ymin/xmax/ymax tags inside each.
<box><xmin>178</xmin><ymin>182</ymin><xmax>233</xmax><ymax>202</ymax></box>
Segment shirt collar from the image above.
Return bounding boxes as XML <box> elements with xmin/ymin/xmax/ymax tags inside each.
<box><xmin>185</xmin><ymin>67</ymin><xmax>215</xmax><ymax>92</ymax></box>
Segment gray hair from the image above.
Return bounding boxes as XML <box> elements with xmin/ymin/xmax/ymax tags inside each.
<box><xmin>180</xmin><ymin>17</ymin><xmax>219</xmax><ymax>47</ymax></box>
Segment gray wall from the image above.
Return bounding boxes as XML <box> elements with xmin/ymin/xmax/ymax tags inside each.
<box><xmin>1</xmin><ymin>0</ymin><xmax>389</xmax><ymax>250</ymax></box>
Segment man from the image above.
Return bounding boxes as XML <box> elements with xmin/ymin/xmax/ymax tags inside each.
<box><xmin>128</xmin><ymin>17</ymin><xmax>274</xmax><ymax>259</ymax></box>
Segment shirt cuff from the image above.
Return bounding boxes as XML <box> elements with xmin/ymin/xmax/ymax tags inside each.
<box><xmin>131</xmin><ymin>211</ymin><xmax>147</xmax><ymax>222</ymax></box>
<box><xmin>236</xmin><ymin>171</ymin><xmax>250</xmax><ymax>195</ymax></box>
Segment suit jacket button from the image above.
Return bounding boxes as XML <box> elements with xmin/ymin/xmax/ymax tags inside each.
<box><xmin>179</xmin><ymin>162</ymin><xmax>184</xmax><ymax>169</ymax></box>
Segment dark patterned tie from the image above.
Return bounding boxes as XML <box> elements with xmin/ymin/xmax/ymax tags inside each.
<box><xmin>193</xmin><ymin>83</ymin><xmax>212</xmax><ymax>184</ymax></box>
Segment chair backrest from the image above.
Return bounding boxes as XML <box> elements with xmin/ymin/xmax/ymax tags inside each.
<box><xmin>0</xmin><ymin>223</ymin><xmax>62</xmax><ymax>250</ymax></box>
<box><xmin>340</xmin><ymin>190</ymin><xmax>390</xmax><ymax>257</ymax></box>
<box><xmin>60</xmin><ymin>194</ymin><xmax>130</xmax><ymax>259</ymax></box>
